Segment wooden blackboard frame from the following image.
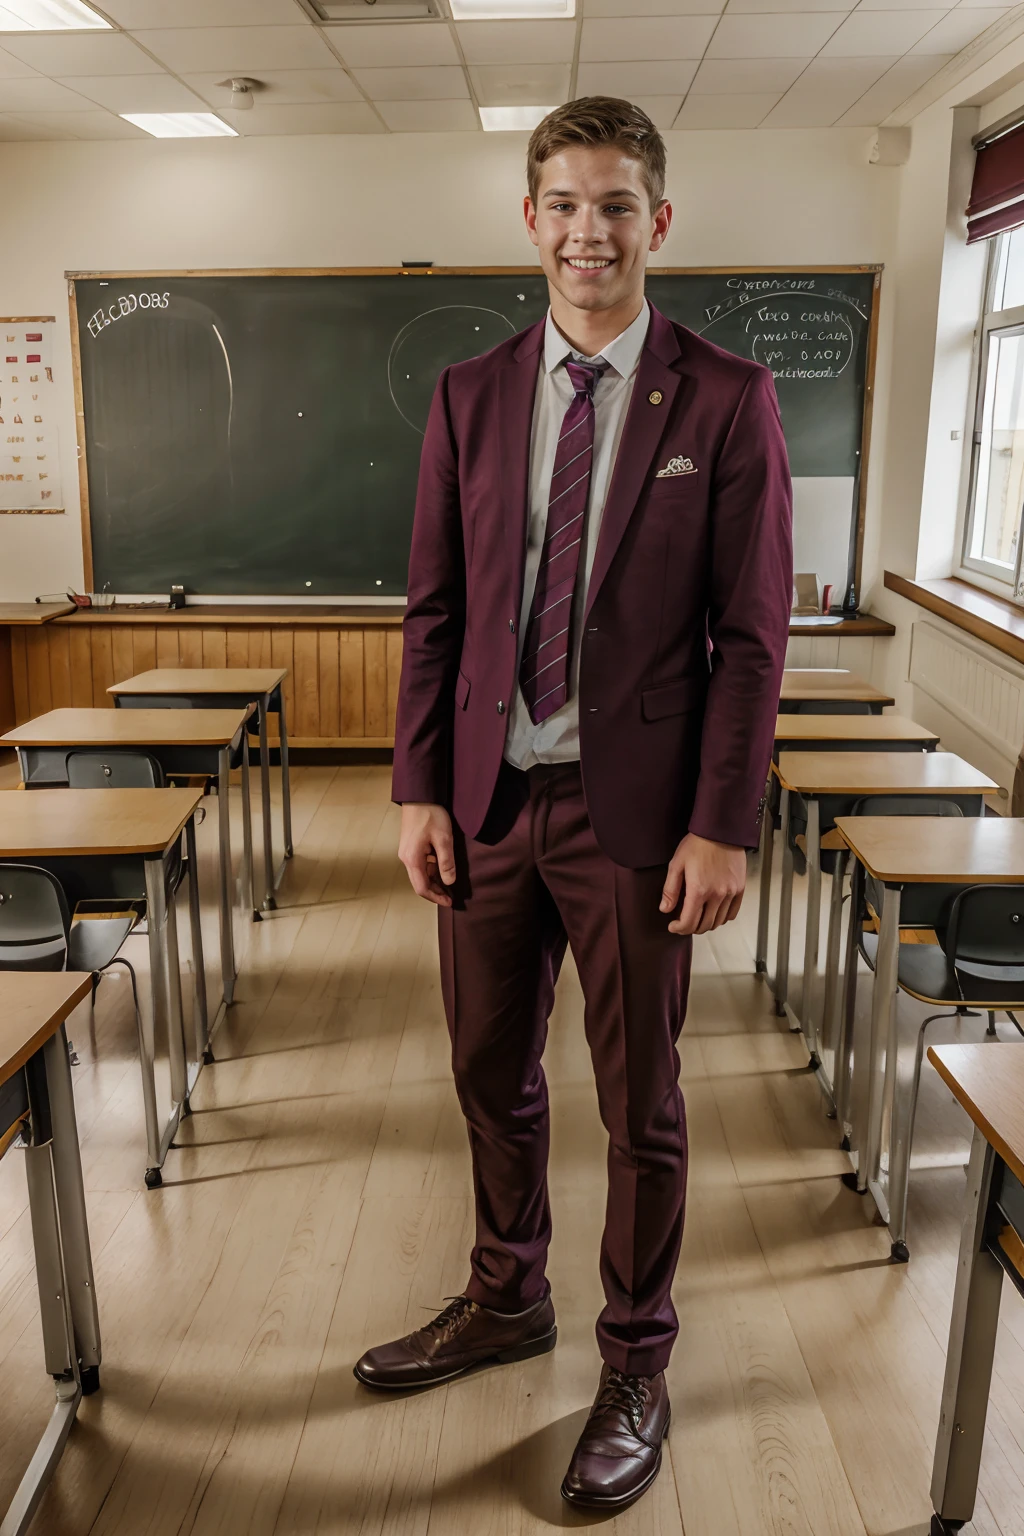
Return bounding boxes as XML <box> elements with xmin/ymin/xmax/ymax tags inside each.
<box><xmin>67</xmin><ymin>264</ymin><xmax>883</xmax><ymax>601</ymax></box>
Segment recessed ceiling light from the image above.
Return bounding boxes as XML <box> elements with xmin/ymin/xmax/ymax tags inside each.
<box><xmin>451</xmin><ymin>0</ymin><xmax>573</xmax><ymax>17</ymax></box>
<box><xmin>120</xmin><ymin>112</ymin><xmax>238</xmax><ymax>139</ymax></box>
<box><xmin>0</xmin><ymin>0</ymin><xmax>110</xmax><ymax>28</ymax></box>
<box><xmin>480</xmin><ymin>105</ymin><xmax>555</xmax><ymax>132</ymax></box>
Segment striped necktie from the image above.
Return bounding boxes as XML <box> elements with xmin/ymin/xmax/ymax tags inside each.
<box><xmin>519</xmin><ymin>358</ymin><xmax>604</xmax><ymax>725</ymax></box>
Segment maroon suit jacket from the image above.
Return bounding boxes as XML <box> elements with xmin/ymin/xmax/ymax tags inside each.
<box><xmin>392</xmin><ymin>303</ymin><xmax>793</xmax><ymax>868</ymax></box>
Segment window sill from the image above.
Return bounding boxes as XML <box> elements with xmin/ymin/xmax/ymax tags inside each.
<box><xmin>884</xmin><ymin>571</ymin><xmax>1024</xmax><ymax>665</ymax></box>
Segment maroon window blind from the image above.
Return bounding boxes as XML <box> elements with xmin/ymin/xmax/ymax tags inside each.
<box><xmin>968</xmin><ymin>122</ymin><xmax>1024</xmax><ymax>243</ymax></box>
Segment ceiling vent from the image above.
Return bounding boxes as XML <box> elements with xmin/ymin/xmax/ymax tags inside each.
<box><xmin>302</xmin><ymin>0</ymin><xmax>442</xmax><ymax>20</ymax></box>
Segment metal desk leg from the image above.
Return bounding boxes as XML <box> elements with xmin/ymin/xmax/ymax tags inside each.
<box><xmin>132</xmin><ymin>918</ymin><xmax>164</xmax><ymax>1180</ymax></box>
<box><xmin>185</xmin><ymin>815</ymin><xmax>211</xmax><ymax>1065</ymax></box>
<box><xmin>863</xmin><ymin>881</ymin><xmax>901</xmax><ymax>1209</ymax></box>
<box><xmin>258</xmin><ymin>697</ymin><xmax>276</xmax><ymax>911</ymax></box>
<box><xmin>278</xmin><ymin>686</ymin><xmax>293</xmax><ymax>860</ymax></box>
<box><xmin>755</xmin><ymin>793</ymin><xmax>773</xmax><ymax>975</ymax></box>
<box><xmin>42</xmin><ymin>1027</ymin><xmax>100</xmax><ymax>1382</ymax></box>
<box><xmin>799</xmin><ymin>798</ymin><xmax>822</xmax><ymax>1057</ymax></box>
<box><xmin>240</xmin><ymin>741</ymin><xmax>259</xmax><ymax>922</ymax></box>
<box><xmin>774</xmin><ymin>788</ymin><xmax>793</xmax><ymax>1017</ymax></box>
<box><xmin>931</xmin><ymin>1127</ymin><xmax>1002</xmax><ymax>1532</ymax></box>
<box><xmin>820</xmin><ymin>846</ymin><xmax>849</xmax><ymax>1109</ymax></box>
<box><xmin>143</xmin><ymin>855</ymin><xmax>185</xmax><ymax>1189</ymax></box>
<box><xmin>836</xmin><ymin>858</ymin><xmax>863</xmax><ymax>1149</ymax></box>
<box><xmin>161</xmin><ymin>862</ymin><xmax>190</xmax><ymax>1101</ymax></box>
<box><xmin>218</xmin><ymin>745</ymin><xmax>237</xmax><ymax>1006</ymax></box>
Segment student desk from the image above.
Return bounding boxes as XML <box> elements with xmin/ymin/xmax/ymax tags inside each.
<box><xmin>779</xmin><ymin>668</ymin><xmax>895</xmax><ymax>712</ymax></box>
<box><xmin>834</xmin><ymin>817</ymin><xmax>1024</xmax><ymax>1263</ymax></box>
<box><xmin>1</xmin><ymin>706</ymin><xmax>257</xmax><ymax>1005</ymax></box>
<box><xmin>773</xmin><ymin>753</ymin><xmax>995</xmax><ymax>1101</ymax></box>
<box><xmin>926</xmin><ymin>1043</ymin><xmax>1024</xmax><ymax>1536</ymax></box>
<box><xmin>108</xmin><ymin>668</ymin><xmax>292</xmax><ymax>913</ymax></box>
<box><xmin>756</xmin><ymin>715</ymin><xmax>941</xmax><ymax>981</ymax></box>
<box><xmin>1</xmin><ymin>972</ymin><xmax>100</xmax><ymax>1536</ymax></box>
<box><xmin>0</xmin><ymin>787</ymin><xmax>205</xmax><ymax>1189</ymax></box>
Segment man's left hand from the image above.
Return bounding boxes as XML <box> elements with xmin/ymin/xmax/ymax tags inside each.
<box><xmin>660</xmin><ymin>833</ymin><xmax>747</xmax><ymax>936</ymax></box>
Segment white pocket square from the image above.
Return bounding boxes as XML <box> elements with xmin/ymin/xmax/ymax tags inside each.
<box><xmin>655</xmin><ymin>455</ymin><xmax>697</xmax><ymax>478</ymax></box>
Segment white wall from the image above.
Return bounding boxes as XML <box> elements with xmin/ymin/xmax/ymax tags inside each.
<box><xmin>0</xmin><ymin>125</ymin><xmax>897</xmax><ymax>601</ymax></box>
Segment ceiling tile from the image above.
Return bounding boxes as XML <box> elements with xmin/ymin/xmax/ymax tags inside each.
<box><xmin>690</xmin><ymin>56</ymin><xmax>810</xmax><ymax>90</ymax></box>
<box><xmin>836</xmin><ymin>51</ymin><xmax>949</xmax><ymax>119</ymax></box>
<box><xmin>0</xmin><ymin>111</ymin><xmax>77</xmax><ymax>140</ymax></box>
<box><xmin>61</xmin><ymin>74</ymin><xmax>209</xmax><ymax>112</ymax></box>
<box><xmin>14</xmin><ymin>108</ymin><xmax>148</xmax><ymax>138</ymax></box>
<box><xmin>706</xmin><ymin>14</ymin><xmax>848</xmax><ymax>55</ymax></box>
<box><xmin>580</xmin><ymin>16</ymin><xmax>719</xmax><ymax>57</ymax></box>
<box><xmin>0</xmin><ymin>47</ymin><xmax>40</xmax><ymax>79</ymax></box>
<box><xmin>376</xmin><ymin>98</ymin><xmax>479</xmax><ymax>131</ymax></box>
<box><xmin>910</xmin><ymin>6</ymin><xmax>1007</xmax><ymax>49</ymax></box>
<box><xmin>726</xmin><ymin>0</ymin><xmax>852</xmax><ymax>10</ymax></box>
<box><xmin>226</xmin><ymin>101</ymin><xmax>384</xmax><ymax>134</ymax></box>
<box><xmin>575</xmin><ymin>59</ymin><xmax>699</xmax><ymax>92</ymax></box>
<box><xmin>676</xmin><ymin>90</ymin><xmax>780</xmax><ymax>123</ymax></box>
<box><xmin>332</xmin><ymin>22</ymin><xmax>459</xmax><ymax>67</ymax></box>
<box><xmin>856</xmin><ymin>0</ymin><xmax>957</xmax><ymax>9</ymax></box>
<box><xmin>469</xmin><ymin>62</ymin><xmax>569</xmax><ymax>104</ymax></box>
<box><xmin>184</xmin><ymin>67</ymin><xmax>362</xmax><ymax>108</ymax></box>
<box><xmin>100</xmin><ymin>0</ymin><xmax>304</xmax><ymax>23</ymax></box>
<box><xmin>584</xmin><ymin>0</ymin><xmax>721</xmax><ymax>11</ymax></box>
<box><xmin>353</xmin><ymin>65</ymin><xmax>469</xmax><ymax>100</ymax></box>
<box><xmin>630</xmin><ymin>93</ymin><xmax>683</xmax><ymax>126</ymax></box>
<box><xmin>456</xmin><ymin>20</ymin><xmax>577</xmax><ymax>62</ymax></box>
<box><xmin>763</xmin><ymin>54</ymin><xmax>898</xmax><ymax>122</ymax></box>
<box><xmin>821</xmin><ymin>9</ymin><xmax>948</xmax><ymax>54</ymax></box>
<box><xmin>0</xmin><ymin>77</ymin><xmax>91</xmax><ymax>110</ymax></box>
<box><xmin>0</xmin><ymin>32</ymin><xmax>161</xmax><ymax>74</ymax></box>
<box><xmin>130</xmin><ymin>26</ymin><xmax>335</xmax><ymax>74</ymax></box>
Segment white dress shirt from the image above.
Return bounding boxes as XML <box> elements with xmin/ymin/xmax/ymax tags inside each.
<box><xmin>503</xmin><ymin>300</ymin><xmax>650</xmax><ymax>771</ymax></box>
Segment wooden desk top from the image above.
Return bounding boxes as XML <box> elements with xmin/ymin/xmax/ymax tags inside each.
<box><xmin>0</xmin><ymin>602</ymin><xmax>75</xmax><ymax>625</ymax></box>
<box><xmin>775</xmin><ymin>751</ymin><xmax>996</xmax><ymax>796</ymax></box>
<box><xmin>1</xmin><ymin>707</ymin><xmax>251</xmax><ymax>749</ymax></box>
<box><xmin>0</xmin><ymin>787</ymin><xmax>203</xmax><ymax>856</ymax></box>
<box><xmin>928</xmin><ymin>1044</ymin><xmax>1024</xmax><ymax>1190</ymax></box>
<box><xmin>775</xmin><ymin>714</ymin><xmax>939</xmax><ymax>745</ymax></box>
<box><xmin>1</xmin><ymin>973</ymin><xmax>94</xmax><ymax>1089</ymax></box>
<box><xmin>835</xmin><ymin>815</ymin><xmax>1024</xmax><ymax>883</ymax></box>
<box><xmin>109</xmin><ymin>668</ymin><xmax>287</xmax><ymax>696</ymax></box>
<box><xmin>57</xmin><ymin>605</ymin><xmax>405</xmax><ymax>628</ymax></box>
<box><xmin>781</xmin><ymin>669</ymin><xmax>895</xmax><ymax>705</ymax></box>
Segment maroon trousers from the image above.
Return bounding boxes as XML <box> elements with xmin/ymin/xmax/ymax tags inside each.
<box><xmin>438</xmin><ymin>761</ymin><xmax>691</xmax><ymax>1377</ymax></box>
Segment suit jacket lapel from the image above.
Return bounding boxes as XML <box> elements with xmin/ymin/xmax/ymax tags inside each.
<box><xmin>584</xmin><ymin>308</ymin><xmax>692</xmax><ymax>622</ymax></box>
<box><xmin>498</xmin><ymin>322</ymin><xmax>544</xmax><ymax>621</ymax></box>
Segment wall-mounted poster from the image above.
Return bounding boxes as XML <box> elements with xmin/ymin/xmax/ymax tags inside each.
<box><xmin>0</xmin><ymin>316</ymin><xmax>62</xmax><ymax>513</ymax></box>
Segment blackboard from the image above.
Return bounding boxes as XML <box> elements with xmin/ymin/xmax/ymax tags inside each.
<box><xmin>70</xmin><ymin>267</ymin><xmax>880</xmax><ymax>604</ymax></box>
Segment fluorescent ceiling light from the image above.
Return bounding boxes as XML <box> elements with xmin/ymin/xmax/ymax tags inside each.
<box><xmin>0</xmin><ymin>0</ymin><xmax>110</xmax><ymax>27</ymax></box>
<box><xmin>451</xmin><ymin>0</ymin><xmax>573</xmax><ymax>17</ymax></box>
<box><xmin>480</xmin><ymin>104</ymin><xmax>555</xmax><ymax>131</ymax></box>
<box><xmin>120</xmin><ymin>112</ymin><xmax>237</xmax><ymax>139</ymax></box>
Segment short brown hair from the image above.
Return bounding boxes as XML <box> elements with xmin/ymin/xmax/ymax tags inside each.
<box><xmin>526</xmin><ymin>97</ymin><xmax>666</xmax><ymax>210</ymax></box>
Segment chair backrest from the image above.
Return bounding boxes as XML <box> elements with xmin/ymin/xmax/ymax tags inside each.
<box><xmin>849</xmin><ymin>796</ymin><xmax>964</xmax><ymax>818</ymax></box>
<box><xmin>794</xmin><ymin>699</ymin><xmax>874</xmax><ymax>716</ymax></box>
<box><xmin>944</xmin><ymin>884</ymin><xmax>1024</xmax><ymax>967</ymax></box>
<box><xmin>0</xmin><ymin>864</ymin><xmax>70</xmax><ymax>971</ymax></box>
<box><xmin>66</xmin><ymin>749</ymin><xmax>166</xmax><ymax>788</ymax></box>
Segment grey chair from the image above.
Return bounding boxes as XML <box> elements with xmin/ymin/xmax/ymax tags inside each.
<box><xmin>66</xmin><ymin>749</ymin><xmax>165</xmax><ymax>789</ymax></box>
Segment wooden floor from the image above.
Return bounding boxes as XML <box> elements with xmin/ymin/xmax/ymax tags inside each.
<box><xmin>2</xmin><ymin>762</ymin><xmax>1024</xmax><ymax>1535</ymax></box>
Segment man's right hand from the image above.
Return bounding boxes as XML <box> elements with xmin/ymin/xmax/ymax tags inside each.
<box><xmin>398</xmin><ymin>802</ymin><xmax>457</xmax><ymax>907</ymax></box>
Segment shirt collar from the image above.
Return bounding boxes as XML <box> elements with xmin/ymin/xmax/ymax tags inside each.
<box><xmin>542</xmin><ymin>298</ymin><xmax>650</xmax><ymax>381</ymax></box>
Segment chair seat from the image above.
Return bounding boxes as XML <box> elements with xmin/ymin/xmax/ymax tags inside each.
<box><xmin>861</xmin><ymin>932</ymin><xmax>1024</xmax><ymax>1007</ymax></box>
<box><xmin>68</xmin><ymin>915</ymin><xmax>137</xmax><ymax>974</ymax></box>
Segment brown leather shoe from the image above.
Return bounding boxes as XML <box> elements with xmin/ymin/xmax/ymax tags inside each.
<box><xmin>560</xmin><ymin>1364</ymin><xmax>670</xmax><ymax>1510</ymax></box>
<box><xmin>352</xmin><ymin>1293</ymin><xmax>556</xmax><ymax>1390</ymax></box>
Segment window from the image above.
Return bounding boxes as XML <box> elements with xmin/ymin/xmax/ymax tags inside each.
<box><xmin>963</xmin><ymin>227</ymin><xmax>1024</xmax><ymax>593</ymax></box>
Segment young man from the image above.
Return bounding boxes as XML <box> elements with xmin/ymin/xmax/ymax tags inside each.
<box><xmin>355</xmin><ymin>97</ymin><xmax>792</xmax><ymax>1511</ymax></box>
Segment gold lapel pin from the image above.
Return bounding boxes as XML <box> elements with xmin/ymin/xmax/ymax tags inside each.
<box><xmin>648</xmin><ymin>390</ymin><xmax>663</xmax><ymax>405</ymax></box>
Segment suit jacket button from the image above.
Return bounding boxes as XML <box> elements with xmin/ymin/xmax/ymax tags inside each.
<box><xmin>497</xmin><ymin>700</ymin><xmax>505</xmax><ymax>715</ymax></box>
<box><xmin>509</xmin><ymin>619</ymin><xmax>515</xmax><ymax>633</ymax></box>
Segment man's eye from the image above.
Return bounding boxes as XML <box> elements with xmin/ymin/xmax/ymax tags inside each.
<box><xmin>605</xmin><ymin>204</ymin><xmax>630</xmax><ymax>215</ymax></box>
<box><xmin>552</xmin><ymin>203</ymin><xmax>574</xmax><ymax>212</ymax></box>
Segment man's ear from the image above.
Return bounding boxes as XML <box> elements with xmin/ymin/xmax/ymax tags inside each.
<box><xmin>649</xmin><ymin>199</ymin><xmax>672</xmax><ymax>254</ymax></box>
<box><xmin>524</xmin><ymin>194</ymin><xmax>540</xmax><ymax>248</ymax></box>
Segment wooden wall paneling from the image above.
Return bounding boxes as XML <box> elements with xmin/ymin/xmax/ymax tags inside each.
<box><xmin>155</xmin><ymin>625</ymin><xmax>180</xmax><ymax>669</ymax></box>
<box><xmin>248</xmin><ymin>629</ymin><xmax>272</xmax><ymax>669</ymax></box>
<box><xmin>225</xmin><ymin>628</ymin><xmax>248</xmax><ymax>670</ymax></box>
<box><xmin>178</xmin><ymin>628</ymin><xmax>203</xmax><ymax>668</ymax></box>
<box><xmin>90</xmin><ymin>626</ymin><xmax>114</xmax><ymax>708</ymax></box>
<box><xmin>363</xmin><ymin>629</ymin><xmax>388</xmax><ymax>739</ymax></box>
<box><xmin>202</xmin><ymin>628</ymin><xmax>228</xmax><ymax>669</ymax></box>
<box><xmin>132</xmin><ymin>625</ymin><xmax>157</xmax><ymax>676</ymax></box>
<box><xmin>0</xmin><ymin>629</ymin><xmax>14</xmax><ymax>738</ymax></box>
<box><xmin>25</xmin><ymin>630</ymin><xmax>52</xmax><ymax>717</ymax></box>
<box><xmin>292</xmin><ymin>628</ymin><xmax>320</xmax><ymax>741</ymax></box>
<box><xmin>340</xmin><ymin>629</ymin><xmax>365</xmax><ymax>739</ymax></box>
<box><xmin>10</xmin><ymin>631</ymin><xmax>29</xmax><ymax>723</ymax></box>
<box><xmin>48</xmin><ymin>623</ymin><xmax>72</xmax><ymax>710</ymax></box>
<box><xmin>386</xmin><ymin>628</ymin><xmax>402</xmax><ymax>740</ymax></box>
<box><xmin>318</xmin><ymin>629</ymin><xmax>340</xmax><ymax>741</ymax></box>
<box><xmin>110</xmin><ymin>625</ymin><xmax>134</xmax><ymax>689</ymax></box>
<box><xmin>68</xmin><ymin>622</ymin><xmax>94</xmax><ymax>707</ymax></box>
<box><xmin>271</xmin><ymin>629</ymin><xmax>293</xmax><ymax>744</ymax></box>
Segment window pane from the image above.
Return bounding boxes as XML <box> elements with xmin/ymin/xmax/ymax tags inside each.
<box><xmin>997</xmin><ymin>227</ymin><xmax>1024</xmax><ymax>311</ymax></box>
<box><xmin>970</xmin><ymin>328</ymin><xmax>1024</xmax><ymax>574</ymax></box>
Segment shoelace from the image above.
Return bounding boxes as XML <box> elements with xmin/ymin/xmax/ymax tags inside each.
<box><xmin>419</xmin><ymin>1295</ymin><xmax>478</xmax><ymax>1347</ymax></box>
<box><xmin>594</xmin><ymin>1369</ymin><xmax>652</xmax><ymax>1431</ymax></box>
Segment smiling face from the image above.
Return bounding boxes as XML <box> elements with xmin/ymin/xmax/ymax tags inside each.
<box><xmin>525</xmin><ymin>144</ymin><xmax>671</xmax><ymax>323</ymax></box>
